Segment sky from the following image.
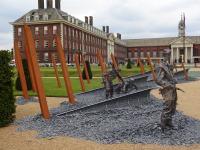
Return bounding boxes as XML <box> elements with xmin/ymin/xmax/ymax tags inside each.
<box><xmin>1</xmin><ymin>0</ymin><xmax>200</xmax><ymax>49</ymax></box>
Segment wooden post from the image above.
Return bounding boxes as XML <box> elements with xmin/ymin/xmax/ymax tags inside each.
<box><xmin>24</xmin><ymin>25</ymin><xmax>50</xmax><ymax>119</ymax></box>
<box><xmin>51</xmin><ymin>54</ymin><xmax>61</xmax><ymax>88</ymax></box>
<box><xmin>97</xmin><ymin>51</ymin><xmax>106</xmax><ymax>74</ymax></box>
<box><xmin>24</xmin><ymin>39</ymin><xmax>37</xmax><ymax>92</ymax></box>
<box><xmin>75</xmin><ymin>53</ymin><xmax>85</xmax><ymax>92</ymax></box>
<box><xmin>111</xmin><ymin>53</ymin><xmax>118</xmax><ymax>70</ymax></box>
<box><xmin>14</xmin><ymin>41</ymin><xmax>29</xmax><ymax>100</ymax></box>
<box><xmin>147</xmin><ymin>55</ymin><xmax>157</xmax><ymax>81</ymax></box>
<box><xmin>181</xmin><ymin>62</ymin><xmax>189</xmax><ymax>80</ymax></box>
<box><xmin>82</xmin><ymin>55</ymin><xmax>90</xmax><ymax>84</ymax></box>
<box><xmin>55</xmin><ymin>36</ymin><xmax>76</xmax><ymax>104</ymax></box>
<box><xmin>138</xmin><ymin>57</ymin><xmax>145</xmax><ymax>75</ymax></box>
<box><xmin>157</xmin><ymin>59</ymin><xmax>160</xmax><ymax>64</ymax></box>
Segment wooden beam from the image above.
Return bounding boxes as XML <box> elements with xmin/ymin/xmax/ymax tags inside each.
<box><xmin>82</xmin><ymin>55</ymin><xmax>91</xmax><ymax>84</ymax></box>
<box><xmin>147</xmin><ymin>55</ymin><xmax>156</xmax><ymax>81</ymax></box>
<box><xmin>111</xmin><ymin>53</ymin><xmax>118</xmax><ymax>70</ymax></box>
<box><xmin>138</xmin><ymin>57</ymin><xmax>145</xmax><ymax>75</ymax></box>
<box><xmin>97</xmin><ymin>51</ymin><xmax>106</xmax><ymax>74</ymax></box>
<box><xmin>24</xmin><ymin>38</ymin><xmax>37</xmax><ymax>92</ymax></box>
<box><xmin>51</xmin><ymin>54</ymin><xmax>61</xmax><ymax>88</ymax></box>
<box><xmin>55</xmin><ymin>36</ymin><xmax>76</xmax><ymax>104</ymax></box>
<box><xmin>75</xmin><ymin>53</ymin><xmax>85</xmax><ymax>92</ymax></box>
<box><xmin>24</xmin><ymin>24</ymin><xmax>50</xmax><ymax>119</ymax></box>
<box><xmin>181</xmin><ymin>62</ymin><xmax>189</xmax><ymax>80</ymax></box>
<box><xmin>14</xmin><ymin>40</ymin><xmax>29</xmax><ymax>100</ymax></box>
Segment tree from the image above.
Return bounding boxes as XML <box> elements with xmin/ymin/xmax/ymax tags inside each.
<box><xmin>82</xmin><ymin>60</ymin><xmax>93</xmax><ymax>80</ymax></box>
<box><xmin>126</xmin><ymin>59</ymin><xmax>132</xmax><ymax>69</ymax></box>
<box><xmin>0</xmin><ymin>50</ymin><xmax>16</xmax><ymax>127</ymax></box>
<box><xmin>15</xmin><ymin>59</ymin><xmax>32</xmax><ymax>91</ymax></box>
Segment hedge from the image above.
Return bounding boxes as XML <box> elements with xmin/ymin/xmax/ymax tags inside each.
<box><xmin>0</xmin><ymin>51</ymin><xmax>16</xmax><ymax>127</ymax></box>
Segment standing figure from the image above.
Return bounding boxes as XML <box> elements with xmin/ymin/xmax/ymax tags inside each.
<box><xmin>155</xmin><ymin>49</ymin><xmax>178</xmax><ymax>132</ymax></box>
<box><xmin>102</xmin><ymin>73</ymin><xmax>113</xmax><ymax>98</ymax></box>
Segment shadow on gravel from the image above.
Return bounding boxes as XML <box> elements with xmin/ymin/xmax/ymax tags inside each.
<box><xmin>15</xmin><ymin>95</ymin><xmax>200</xmax><ymax>146</ymax></box>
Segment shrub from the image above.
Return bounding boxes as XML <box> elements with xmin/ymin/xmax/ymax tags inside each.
<box><xmin>15</xmin><ymin>59</ymin><xmax>32</xmax><ymax>91</ymax></box>
<box><xmin>82</xmin><ymin>60</ymin><xmax>93</xmax><ymax>80</ymax></box>
<box><xmin>126</xmin><ymin>59</ymin><xmax>132</xmax><ymax>69</ymax></box>
<box><xmin>0</xmin><ymin>50</ymin><xmax>16</xmax><ymax>127</ymax></box>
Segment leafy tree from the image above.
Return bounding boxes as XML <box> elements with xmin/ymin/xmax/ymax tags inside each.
<box><xmin>82</xmin><ymin>60</ymin><xmax>93</xmax><ymax>79</ymax></box>
<box><xmin>126</xmin><ymin>59</ymin><xmax>132</xmax><ymax>69</ymax></box>
<box><xmin>15</xmin><ymin>59</ymin><xmax>32</xmax><ymax>91</ymax></box>
<box><xmin>0</xmin><ymin>50</ymin><xmax>16</xmax><ymax>127</ymax></box>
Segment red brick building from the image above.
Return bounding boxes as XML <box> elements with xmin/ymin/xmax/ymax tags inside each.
<box><xmin>124</xmin><ymin>15</ymin><xmax>200</xmax><ymax>64</ymax></box>
<box><xmin>11</xmin><ymin>0</ymin><xmax>127</xmax><ymax>64</ymax></box>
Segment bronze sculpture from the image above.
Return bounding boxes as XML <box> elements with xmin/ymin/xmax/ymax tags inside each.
<box><xmin>155</xmin><ymin>49</ymin><xmax>178</xmax><ymax>132</ymax></box>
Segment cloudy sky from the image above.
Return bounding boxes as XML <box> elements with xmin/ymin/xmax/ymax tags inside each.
<box><xmin>1</xmin><ymin>0</ymin><xmax>200</xmax><ymax>49</ymax></box>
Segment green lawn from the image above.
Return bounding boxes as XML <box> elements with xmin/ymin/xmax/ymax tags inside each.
<box><xmin>14</xmin><ymin>65</ymin><xmax>150</xmax><ymax>97</ymax></box>
<box><xmin>14</xmin><ymin>78</ymin><xmax>103</xmax><ymax>97</ymax></box>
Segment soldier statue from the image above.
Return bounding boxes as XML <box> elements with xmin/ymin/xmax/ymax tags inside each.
<box><xmin>155</xmin><ymin>49</ymin><xmax>178</xmax><ymax>132</ymax></box>
<box><xmin>102</xmin><ymin>64</ymin><xmax>137</xmax><ymax>98</ymax></box>
<box><xmin>102</xmin><ymin>72</ymin><xmax>114</xmax><ymax>98</ymax></box>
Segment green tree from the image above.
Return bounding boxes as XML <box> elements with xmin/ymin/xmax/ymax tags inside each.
<box><xmin>82</xmin><ymin>60</ymin><xmax>93</xmax><ymax>80</ymax></box>
<box><xmin>0</xmin><ymin>50</ymin><xmax>16</xmax><ymax>127</ymax></box>
<box><xmin>126</xmin><ymin>59</ymin><xmax>132</xmax><ymax>69</ymax></box>
<box><xmin>15</xmin><ymin>59</ymin><xmax>32</xmax><ymax>91</ymax></box>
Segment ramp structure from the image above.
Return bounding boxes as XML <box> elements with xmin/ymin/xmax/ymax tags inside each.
<box><xmin>56</xmin><ymin>69</ymin><xmax>188</xmax><ymax>116</ymax></box>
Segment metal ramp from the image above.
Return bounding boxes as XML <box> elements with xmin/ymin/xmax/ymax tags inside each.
<box><xmin>55</xmin><ymin>70</ymin><xmax>188</xmax><ymax>116</ymax></box>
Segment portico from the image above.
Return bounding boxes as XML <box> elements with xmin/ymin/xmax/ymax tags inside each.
<box><xmin>170</xmin><ymin>37</ymin><xmax>194</xmax><ymax>64</ymax></box>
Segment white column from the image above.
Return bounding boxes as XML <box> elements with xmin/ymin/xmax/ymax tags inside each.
<box><xmin>191</xmin><ymin>47</ymin><xmax>194</xmax><ymax>63</ymax></box>
<box><xmin>185</xmin><ymin>47</ymin><xmax>188</xmax><ymax>63</ymax></box>
<box><xmin>171</xmin><ymin>47</ymin><xmax>174</xmax><ymax>63</ymax></box>
<box><xmin>176</xmin><ymin>48</ymin><xmax>179</xmax><ymax>63</ymax></box>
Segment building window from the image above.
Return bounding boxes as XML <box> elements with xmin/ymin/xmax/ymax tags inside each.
<box><xmin>18</xmin><ymin>41</ymin><xmax>22</xmax><ymax>48</ymax></box>
<box><xmin>159</xmin><ymin>51</ymin><xmax>163</xmax><ymax>57</ymax></box>
<box><xmin>35</xmin><ymin>40</ymin><xmax>39</xmax><ymax>48</ymax></box>
<box><xmin>44</xmin><ymin>40</ymin><xmax>49</xmax><ymax>48</ymax></box>
<box><xmin>44</xmin><ymin>26</ymin><xmax>48</xmax><ymax>35</ymax></box>
<box><xmin>141</xmin><ymin>52</ymin><xmax>144</xmax><ymax>58</ymax></box>
<box><xmin>43</xmin><ymin>13</ymin><xmax>48</xmax><ymax>21</ymax></box>
<box><xmin>134</xmin><ymin>52</ymin><xmax>138</xmax><ymax>58</ymax></box>
<box><xmin>147</xmin><ymin>51</ymin><xmax>151</xmax><ymax>57</ymax></box>
<box><xmin>34</xmin><ymin>13</ymin><xmax>39</xmax><ymax>21</ymax></box>
<box><xmin>53</xmin><ymin>25</ymin><xmax>57</xmax><ymax>35</ymax></box>
<box><xmin>44</xmin><ymin>53</ymin><xmax>49</xmax><ymax>62</ymax></box>
<box><xmin>26</xmin><ymin>16</ymin><xmax>30</xmax><ymax>22</ymax></box>
<box><xmin>35</xmin><ymin>27</ymin><xmax>39</xmax><ymax>35</ymax></box>
<box><xmin>53</xmin><ymin>39</ymin><xmax>56</xmax><ymax>48</ymax></box>
<box><xmin>18</xmin><ymin>28</ymin><xmax>22</xmax><ymax>36</ymax></box>
<box><xmin>153</xmin><ymin>51</ymin><xmax>157</xmax><ymax>57</ymax></box>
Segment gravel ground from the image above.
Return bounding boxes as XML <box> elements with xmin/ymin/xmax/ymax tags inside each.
<box><xmin>16</xmin><ymin>97</ymin><xmax>38</xmax><ymax>105</ymax></box>
<box><xmin>15</xmin><ymin>95</ymin><xmax>200</xmax><ymax>146</ymax></box>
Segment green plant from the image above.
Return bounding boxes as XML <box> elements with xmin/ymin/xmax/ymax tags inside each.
<box><xmin>0</xmin><ymin>50</ymin><xmax>16</xmax><ymax>127</ymax></box>
<box><xmin>82</xmin><ymin>60</ymin><xmax>93</xmax><ymax>80</ymax></box>
<box><xmin>126</xmin><ymin>59</ymin><xmax>132</xmax><ymax>69</ymax></box>
<box><xmin>15</xmin><ymin>59</ymin><xmax>32</xmax><ymax>91</ymax></box>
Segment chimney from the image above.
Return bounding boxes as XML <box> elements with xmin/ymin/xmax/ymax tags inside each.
<box><xmin>85</xmin><ymin>16</ymin><xmax>89</xmax><ymax>24</ymax></box>
<box><xmin>106</xmin><ymin>26</ymin><xmax>109</xmax><ymax>33</ymax></box>
<box><xmin>89</xmin><ymin>16</ymin><xmax>93</xmax><ymax>26</ymax></box>
<box><xmin>55</xmin><ymin>0</ymin><xmax>61</xmax><ymax>10</ymax></box>
<box><xmin>117</xmin><ymin>33</ymin><xmax>121</xmax><ymax>39</ymax></box>
<box><xmin>47</xmin><ymin>0</ymin><xmax>53</xmax><ymax>8</ymax></box>
<box><xmin>102</xmin><ymin>26</ymin><xmax>106</xmax><ymax>32</ymax></box>
<box><xmin>38</xmin><ymin>0</ymin><xmax>44</xmax><ymax>9</ymax></box>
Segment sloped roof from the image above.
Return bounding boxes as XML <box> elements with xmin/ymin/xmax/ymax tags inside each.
<box><xmin>123</xmin><ymin>36</ymin><xmax>200</xmax><ymax>47</ymax></box>
<box><xmin>13</xmin><ymin>8</ymin><xmax>65</xmax><ymax>24</ymax></box>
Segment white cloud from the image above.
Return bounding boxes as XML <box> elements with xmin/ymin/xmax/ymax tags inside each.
<box><xmin>0</xmin><ymin>0</ymin><xmax>200</xmax><ymax>49</ymax></box>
